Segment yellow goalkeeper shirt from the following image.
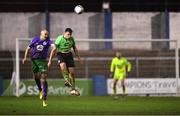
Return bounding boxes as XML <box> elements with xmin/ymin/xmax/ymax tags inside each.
<box><xmin>110</xmin><ymin>57</ymin><xmax>132</xmax><ymax>79</ymax></box>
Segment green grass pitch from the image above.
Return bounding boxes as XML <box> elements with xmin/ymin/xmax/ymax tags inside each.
<box><xmin>0</xmin><ymin>96</ymin><xmax>180</xmax><ymax>115</ymax></box>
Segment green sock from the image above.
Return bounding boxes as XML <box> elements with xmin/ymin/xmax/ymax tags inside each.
<box><xmin>62</xmin><ymin>70</ymin><xmax>69</xmax><ymax>81</ymax></box>
<box><xmin>69</xmin><ymin>74</ymin><xmax>75</xmax><ymax>89</ymax></box>
<box><xmin>113</xmin><ymin>85</ymin><xmax>117</xmax><ymax>96</ymax></box>
<box><xmin>122</xmin><ymin>85</ymin><xmax>125</xmax><ymax>95</ymax></box>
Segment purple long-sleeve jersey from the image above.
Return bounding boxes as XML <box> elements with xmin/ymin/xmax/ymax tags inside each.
<box><xmin>29</xmin><ymin>36</ymin><xmax>52</xmax><ymax>59</ymax></box>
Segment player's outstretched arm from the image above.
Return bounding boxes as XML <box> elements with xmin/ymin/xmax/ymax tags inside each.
<box><xmin>22</xmin><ymin>47</ymin><xmax>31</xmax><ymax>64</ymax></box>
<box><xmin>73</xmin><ymin>45</ymin><xmax>83</xmax><ymax>64</ymax></box>
<box><xmin>47</xmin><ymin>45</ymin><xmax>56</xmax><ymax>68</ymax></box>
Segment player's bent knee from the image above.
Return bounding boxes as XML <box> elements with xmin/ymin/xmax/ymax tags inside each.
<box><xmin>60</xmin><ymin>63</ymin><xmax>67</xmax><ymax>70</ymax></box>
<box><xmin>41</xmin><ymin>78</ymin><xmax>46</xmax><ymax>82</ymax></box>
<box><xmin>41</xmin><ymin>72</ymin><xmax>47</xmax><ymax>79</ymax></box>
<box><xmin>69</xmin><ymin>72</ymin><xmax>75</xmax><ymax>76</ymax></box>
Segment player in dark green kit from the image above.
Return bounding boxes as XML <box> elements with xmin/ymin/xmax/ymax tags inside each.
<box><xmin>48</xmin><ymin>28</ymin><xmax>82</xmax><ymax>95</ymax></box>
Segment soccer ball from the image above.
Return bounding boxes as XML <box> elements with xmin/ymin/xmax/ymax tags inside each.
<box><xmin>74</xmin><ymin>5</ymin><xmax>84</xmax><ymax>14</ymax></box>
<box><xmin>70</xmin><ymin>89</ymin><xmax>80</xmax><ymax>96</ymax></box>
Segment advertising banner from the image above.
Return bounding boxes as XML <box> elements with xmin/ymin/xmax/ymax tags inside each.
<box><xmin>107</xmin><ymin>78</ymin><xmax>180</xmax><ymax>94</ymax></box>
<box><xmin>3</xmin><ymin>79</ymin><xmax>93</xmax><ymax>96</ymax></box>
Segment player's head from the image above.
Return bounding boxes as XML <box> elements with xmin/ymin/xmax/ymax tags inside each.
<box><xmin>40</xmin><ymin>29</ymin><xmax>49</xmax><ymax>40</ymax></box>
<box><xmin>115</xmin><ymin>51</ymin><xmax>122</xmax><ymax>58</ymax></box>
<box><xmin>64</xmin><ymin>28</ymin><xmax>73</xmax><ymax>39</ymax></box>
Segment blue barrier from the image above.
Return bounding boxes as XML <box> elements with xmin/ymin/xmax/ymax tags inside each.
<box><xmin>92</xmin><ymin>75</ymin><xmax>107</xmax><ymax>96</ymax></box>
<box><xmin>0</xmin><ymin>76</ymin><xmax>3</xmax><ymax>95</ymax></box>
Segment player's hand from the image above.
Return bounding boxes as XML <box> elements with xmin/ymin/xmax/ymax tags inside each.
<box><xmin>47</xmin><ymin>61</ymin><xmax>51</xmax><ymax>69</ymax></box>
<box><xmin>22</xmin><ymin>58</ymin><xmax>27</xmax><ymax>64</ymax></box>
<box><xmin>78</xmin><ymin>57</ymin><xmax>83</xmax><ymax>65</ymax></box>
<box><xmin>109</xmin><ymin>73</ymin><xmax>113</xmax><ymax>78</ymax></box>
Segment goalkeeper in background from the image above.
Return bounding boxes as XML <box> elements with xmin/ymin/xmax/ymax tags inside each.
<box><xmin>110</xmin><ymin>51</ymin><xmax>132</xmax><ymax>99</ymax></box>
<box><xmin>48</xmin><ymin>28</ymin><xmax>82</xmax><ymax>96</ymax></box>
<box><xmin>22</xmin><ymin>30</ymin><xmax>55</xmax><ymax>107</ymax></box>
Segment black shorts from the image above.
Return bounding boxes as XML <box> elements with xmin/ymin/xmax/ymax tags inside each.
<box><xmin>57</xmin><ymin>52</ymin><xmax>75</xmax><ymax>67</ymax></box>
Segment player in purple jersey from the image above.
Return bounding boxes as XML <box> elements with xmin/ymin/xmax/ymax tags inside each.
<box><xmin>22</xmin><ymin>30</ymin><xmax>55</xmax><ymax>107</ymax></box>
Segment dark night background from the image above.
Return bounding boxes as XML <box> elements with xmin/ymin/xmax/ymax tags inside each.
<box><xmin>0</xmin><ymin>0</ymin><xmax>179</xmax><ymax>12</ymax></box>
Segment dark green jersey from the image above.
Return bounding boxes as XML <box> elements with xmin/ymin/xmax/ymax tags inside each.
<box><xmin>55</xmin><ymin>35</ymin><xmax>75</xmax><ymax>53</ymax></box>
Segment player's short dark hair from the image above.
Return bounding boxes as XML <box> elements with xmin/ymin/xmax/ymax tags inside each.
<box><xmin>65</xmin><ymin>28</ymin><xmax>73</xmax><ymax>33</ymax></box>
